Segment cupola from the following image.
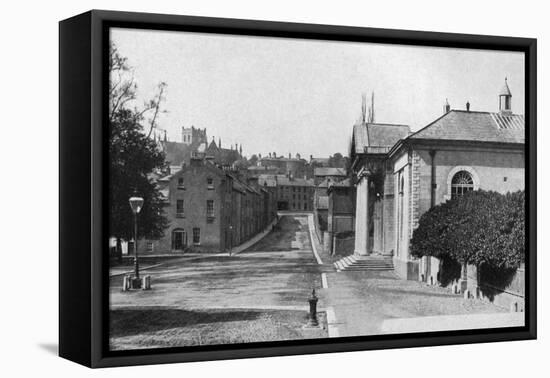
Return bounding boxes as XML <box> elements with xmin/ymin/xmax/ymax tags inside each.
<box><xmin>499</xmin><ymin>77</ymin><xmax>512</xmax><ymax>114</ymax></box>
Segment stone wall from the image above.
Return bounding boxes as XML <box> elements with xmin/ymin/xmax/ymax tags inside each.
<box><xmin>478</xmin><ymin>265</ymin><xmax>525</xmax><ymax>311</ymax></box>
<box><xmin>332</xmin><ymin>234</ymin><xmax>355</xmax><ymax>257</ymax></box>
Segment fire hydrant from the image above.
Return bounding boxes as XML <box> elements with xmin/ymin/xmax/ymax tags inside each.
<box><xmin>308</xmin><ymin>289</ymin><xmax>319</xmax><ymax>327</ymax></box>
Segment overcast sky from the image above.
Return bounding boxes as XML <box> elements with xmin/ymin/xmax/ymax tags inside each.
<box><xmin>111</xmin><ymin>28</ymin><xmax>525</xmax><ymax>158</ymax></box>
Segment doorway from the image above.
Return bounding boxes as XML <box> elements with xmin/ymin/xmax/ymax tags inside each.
<box><xmin>172</xmin><ymin>229</ymin><xmax>187</xmax><ymax>251</ymax></box>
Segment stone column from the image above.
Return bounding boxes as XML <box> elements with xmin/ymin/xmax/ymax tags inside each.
<box><xmin>459</xmin><ymin>263</ymin><xmax>468</xmax><ymax>294</ymax></box>
<box><xmin>466</xmin><ymin>263</ymin><xmax>479</xmax><ymax>298</ymax></box>
<box><xmin>354</xmin><ymin>172</ymin><xmax>369</xmax><ymax>256</ymax></box>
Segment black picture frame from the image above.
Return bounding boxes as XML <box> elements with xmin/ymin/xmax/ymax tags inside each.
<box><xmin>59</xmin><ymin>9</ymin><xmax>537</xmax><ymax>368</ymax></box>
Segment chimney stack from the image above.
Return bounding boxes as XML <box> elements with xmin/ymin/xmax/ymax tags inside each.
<box><xmin>466</xmin><ymin>101</ymin><xmax>470</xmax><ymax>112</ymax></box>
<box><xmin>444</xmin><ymin>98</ymin><xmax>451</xmax><ymax>114</ymax></box>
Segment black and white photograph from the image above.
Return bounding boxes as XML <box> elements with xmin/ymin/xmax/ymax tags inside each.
<box><xmin>107</xmin><ymin>26</ymin><xmax>527</xmax><ymax>351</ymax></box>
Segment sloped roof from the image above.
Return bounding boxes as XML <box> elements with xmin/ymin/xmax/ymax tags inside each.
<box><xmin>205</xmin><ymin>143</ymin><xmax>242</xmax><ymax>166</ymax></box>
<box><xmin>314</xmin><ymin>167</ymin><xmax>347</xmax><ymax>177</ymax></box>
<box><xmin>408</xmin><ymin>110</ymin><xmax>524</xmax><ymax>144</ymax></box>
<box><xmin>317</xmin><ymin>178</ymin><xmax>330</xmax><ymax>188</ymax></box>
<box><xmin>257</xmin><ymin>174</ymin><xmax>278</xmax><ymax>187</ymax></box>
<box><xmin>500</xmin><ymin>79</ymin><xmax>512</xmax><ymax>96</ymax></box>
<box><xmin>353</xmin><ymin>122</ymin><xmax>410</xmax><ymax>152</ymax></box>
<box><xmin>162</xmin><ymin>141</ymin><xmax>193</xmax><ymax>166</ymax></box>
<box><xmin>310</xmin><ymin>157</ymin><xmax>329</xmax><ymax>165</ymax></box>
<box><xmin>232</xmin><ymin>178</ymin><xmax>248</xmax><ymax>194</ymax></box>
<box><xmin>330</xmin><ymin>178</ymin><xmax>352</xmax><ymax>188</ymax></box>
<box><xmin>277</xmin><ymin>176</ymin><xmax>314</xmax><ymax>187</ymax></box>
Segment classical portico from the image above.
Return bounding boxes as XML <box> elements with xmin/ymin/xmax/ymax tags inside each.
<box><xmin>350</xmin><ymin>121</ymin><xmax>411</xmax><ymax>257</ymax></box>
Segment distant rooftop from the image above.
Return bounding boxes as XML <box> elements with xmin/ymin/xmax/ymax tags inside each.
<box><xmin>314</xmin><ymin>167</ymin><xmax>347</xmax><ymax>177</ymax></box>
<box><xmin>353</xmin><ymin>122</ymin><xmax>411</xmax><ymax>154</ymax></box>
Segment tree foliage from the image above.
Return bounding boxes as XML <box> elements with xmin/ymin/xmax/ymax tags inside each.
<box><xmin>410</xmin><ymin>190</ymin><xmax>525</xmax><ymax>269</ymax></box>
<box><xmin>109</xmin><ymin>42</ymin><xmax>169</xmax><ymax>243</ymax></box>
<box><xmin>328</xmin><ymin>152</ymin><xmax>349</xmax><ymax>168</ymax></box>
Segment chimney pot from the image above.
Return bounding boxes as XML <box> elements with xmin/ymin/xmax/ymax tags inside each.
<box><xmin>466</xmin><ymin>101</ymin><xmax>471</xmax><ymax>112</ymax></box>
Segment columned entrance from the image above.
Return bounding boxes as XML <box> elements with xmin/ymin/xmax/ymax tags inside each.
<box><xmin>354</xmin><ymin>171</ymin><xmax>370</xmax><ymax>256</ymax></box>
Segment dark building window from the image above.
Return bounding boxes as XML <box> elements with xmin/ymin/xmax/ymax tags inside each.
<box><xmin>177</xmin><ymin>177</ymin><xmax>185</xmax><ymax>189</ymax></box>
<box><xmin>451</xmin><ymin>171</ymin><xmax>474</xmax><ymax>200</ymax></box>
<box><xmin>207</xmin><ymin>200</ymin><xmax>215</xmax><ymax>218</ymax></box>
<box><xmin>193</xmin><ymin>228</ymin><xmax>201</xmax><ymax>245</ymax></box>
<box><xmin>176</xmin><ymin>199</ymin><xmax>184</xmax><ymax>217</ymax></box>
<box><xmin>207</xmin><ymin>177</ymin><xmax>214</xmax><ymax>190</ymax></box>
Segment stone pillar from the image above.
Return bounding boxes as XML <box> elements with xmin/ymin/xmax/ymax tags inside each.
<box><xmin>354</xmin><ymin>172</ymin><xmax>369</xmax><ymax>256</ymax></box>
<box><xmin>466</xmin><ymin>264</ymin><xmax>480</xmax><ymax>298</ymax></box>
<box><xmin>459</xmin><ymin>263</ymin><xmax>468</xmax><ymax>294</ymax></box>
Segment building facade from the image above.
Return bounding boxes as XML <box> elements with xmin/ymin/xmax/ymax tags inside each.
<box><xmin>351</xmin><ymin>79</ymin><xmax>525</xmax><ymax>286</ymax></box>
<box><xmin>257</xmin><ymin>174</ymin><xmax>315</xmax><ymax>212</ymax></box>
<box><xmin>142</xmin><ymin>157</ymin><xmax>275</xmax><ymax>254</ymax></box>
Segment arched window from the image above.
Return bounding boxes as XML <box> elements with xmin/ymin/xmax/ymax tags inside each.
<box><xmin>451</xmin><ymin>170</ymin><xmax>474</xmax><ymax>199</ymax></box>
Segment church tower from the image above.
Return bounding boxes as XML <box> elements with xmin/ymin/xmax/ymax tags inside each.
<box><xmin>499</xmin><ymin>77</ymin><xmax>512</xmax><ymax>115</ymax></box>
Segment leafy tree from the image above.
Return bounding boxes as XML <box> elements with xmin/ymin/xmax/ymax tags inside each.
<box><xmin>328</xmin><ymin>152</ymin><xmax>345</xmax><ymax>168</ymax></box>
<box><xmin>109</xmin><ymin>42</ymin><xmax>169</xmax><ymax>259</ymax></box>
<box><xmin>410</xmin><ymin>190</ymin><xmax>525</xmax><ymax>279</ymax></box>
<box><xmin>249</xmin><ymin>154</ymin><xmax>259</xmax><ymax>166</ymax></box>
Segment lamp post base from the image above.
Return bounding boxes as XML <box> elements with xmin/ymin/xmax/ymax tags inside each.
<box><xmin>130</xmin><ymin>277</ymin><xmax>142</xmax><ymax>289</ymax></box>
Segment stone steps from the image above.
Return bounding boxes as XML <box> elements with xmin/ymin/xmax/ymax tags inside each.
<box><xmin>333</xmin><ymin>254</ymin><xmax>394</xmax><ymax>272</ymax></box>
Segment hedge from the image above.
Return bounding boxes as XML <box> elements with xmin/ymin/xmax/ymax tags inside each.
<box><xmin>410</xmin><ymin>190</ymin><xmax>525</xmax><ymax>269</ymax></box>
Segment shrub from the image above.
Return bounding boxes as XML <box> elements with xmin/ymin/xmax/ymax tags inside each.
<box><xmin>410</xmin><ymin>190</ymin><xmax>525</xmax><ymax>269</ymax></box>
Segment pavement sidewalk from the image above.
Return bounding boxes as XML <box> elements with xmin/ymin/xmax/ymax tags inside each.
<box><xmin>321</xmin><ymin>270</ymin><xmax>513</xmax><ymax>338</ymax></box>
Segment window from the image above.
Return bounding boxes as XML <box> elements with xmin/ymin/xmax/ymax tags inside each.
<box><xmin>207</xmin><ymin>177</ymin><xmax>214</xmax><ymax>190</ymax></box>
<box><xmin>176</xmin><ymin>199</ymin><xmax>184</xmax><ymax>217</ymax></box>
<box><xmin>304</xmin><ymin>203</ymin><xmax>307</xmax><ymax>210</ymax></box>
<box><xmin>207</xmin><ymin>200</ymin><xmax>214</xmax><ymax>217</ymax></box>
<box><xmin>451</xmin><ymin>171</ymin><xmax>474</xmax><ymax>200</ymax></box>
<box><xmin>177</xmin><ymin>177</ymin><xmax>185</xmax><ymax>189</ymax></box>
<box><xmin>146</xmin><ymin>242</ymin><xmax>154</xmax><ymax>252</ymax></box>
<box><xmin>303</xmin><ymin>195</ymin><xmax>307</xmax><ymax>200</ymax></box>
<box><xmin>193</xmin><ymin>228</ymin><xmax>201</xmax><ymax>245</ymax></box>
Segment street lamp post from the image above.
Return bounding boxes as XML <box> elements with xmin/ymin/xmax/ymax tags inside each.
<box><xmin>129</xmin><ymin>195</ymin><xmax>144</xmax><ymax>289</ymax></box>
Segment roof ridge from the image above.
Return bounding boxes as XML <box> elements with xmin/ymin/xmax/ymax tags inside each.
<box><xmin>367</xmin><ymin>122</ymin><xmax>410</xmax><ymax>127</ymax></box>
<box><xmin>407</xmin><ymin>110</ymin><xmax>453</xmax><ymax>139</ymax></box>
